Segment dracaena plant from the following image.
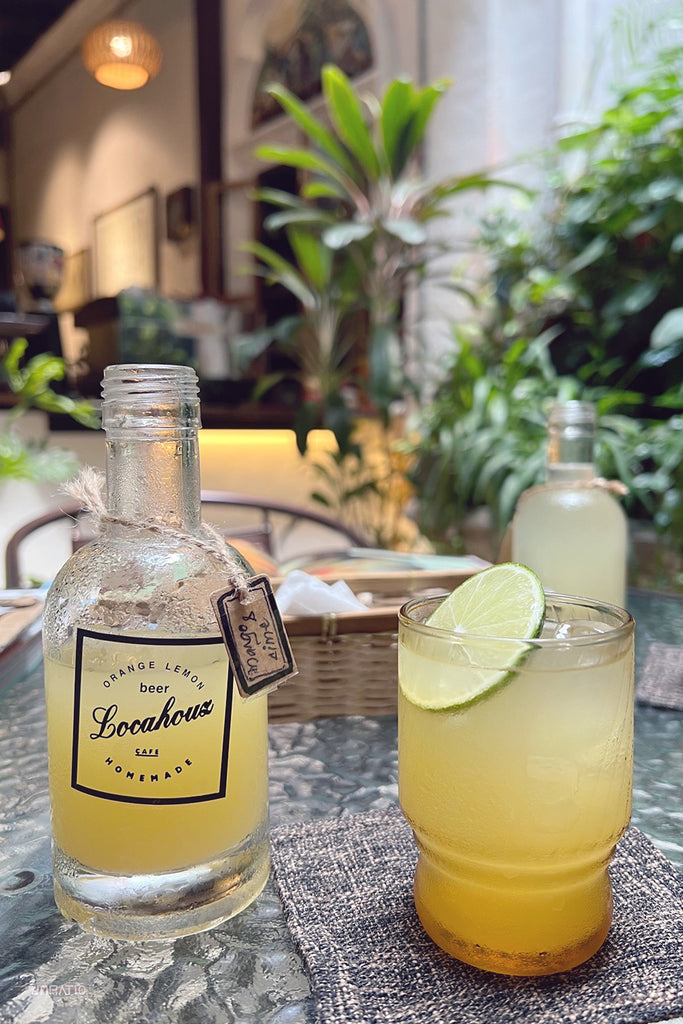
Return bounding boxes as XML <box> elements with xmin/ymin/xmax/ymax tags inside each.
<box><xmin>242</xmin><ymin>228</ymin><xmax>364</xmax><ymax>455</ymax></box>
<box><xmin>246</xmin><ymin>64</ymin><xmax>510</xmax><ymax>456</ymax></box>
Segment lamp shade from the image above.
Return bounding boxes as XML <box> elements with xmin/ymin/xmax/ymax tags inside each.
<box><xmin>82</xmin><ymin>20</ymin><xmax>162</xmax><ymax>90</ymax></box>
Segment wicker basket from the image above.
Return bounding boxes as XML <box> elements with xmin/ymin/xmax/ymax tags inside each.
<box><xmin>267</xmin><ymin>568</ymin><xmax>480</xmax><ymax>722</ymax></box>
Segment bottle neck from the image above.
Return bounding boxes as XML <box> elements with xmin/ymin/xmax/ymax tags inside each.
<box><xmin>101</xmin><ymin>364</ymin><xmax>202</xmax><ymax>532</ymax></box>
<box><xmin>546</xmin><ymin>401</ymin><xmax>596</xmax><ymax>484</ymax></box>
<box><xmin>106</xmin><ymin>435</ymin><xmax>201</xmax><ymax>530</ymax></box>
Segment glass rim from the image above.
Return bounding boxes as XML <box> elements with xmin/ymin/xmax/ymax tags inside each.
<box><xmin>399</xmin><ymin>590</ymin><xmax>634</xmax><ymax>649</ymax></box>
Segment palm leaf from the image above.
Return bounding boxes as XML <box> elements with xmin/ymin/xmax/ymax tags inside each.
<box><xmin>242</xmin><ymin>240</ymin><xmax>316</xmax><ymax>307</ymax></box>
<box><xmin>405</xmin><ymin>80</ymin><xmax>450</xmax><ymax>156</ymax></box>
<box><xmin>265</xmin><ymin>82</ymin><xmax>360</xmax><ymax>182</ymax></box>
<box><xmin>255</xmin><ymin>144</ymin><xmax>351</xmax><ymax>192</ymax></box>
<box><xmin>322</xmin><ymin>65</ymin><xmax>380</xmax><ymax>180</ymax></box>
<box><xmin>381</xmin><ymin>79</ymin><xmax>415</xmax><ymax>177</ymax></box>
<box><xmin>288</xmin><ymin>229</ymin><xmax>332</xmax><ymax>292</ymax></box>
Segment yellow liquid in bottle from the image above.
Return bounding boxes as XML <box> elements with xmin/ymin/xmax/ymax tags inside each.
<box><xmin>45</xmin><ymin>639</ymin><xmax>268</xmax><ymax>876</ymax></box>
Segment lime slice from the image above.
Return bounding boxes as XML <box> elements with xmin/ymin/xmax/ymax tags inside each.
<box><xmin>400</xmin><ymin>563</ymin><xmax>545</xmax><ymax>712</ymax></box>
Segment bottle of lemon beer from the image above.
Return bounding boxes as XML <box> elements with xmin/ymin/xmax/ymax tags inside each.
<box><xmin>512</xmin><ymin>400</ymin><xmax>628</xmax><ymax>607</ymax></box>
<box><xmin>42</xmin><ymin>364</ymin><xmax>271</xmax><ymax>939</ymax></box>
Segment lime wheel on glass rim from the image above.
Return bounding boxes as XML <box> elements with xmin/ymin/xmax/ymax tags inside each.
<box><xmin>399</xmin><ymin>563</ymin><xmax>546</xmax><ymax>712</ymax></box>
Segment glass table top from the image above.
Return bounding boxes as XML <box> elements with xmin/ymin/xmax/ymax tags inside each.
<box><xmin>0</xmin><ymin>589</ymin><xmax>681</xmax><ymax>1023</ymax></box>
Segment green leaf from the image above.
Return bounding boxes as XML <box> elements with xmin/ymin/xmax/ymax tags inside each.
<box><xmin>265</xmin><ymin>82</ymin><xmax>359</xmax><ymax>181</ymax></box>
<box><xmin>263</xmin><ymin>208</ymin><xmax>332</xmax><ymax>232</ymax></box>
<box><xmin>382</xmin><ymin>218</ymin><xmax>427</xmax><ymax>245</ymax></box>
<box><xmin>368</xmin><ymin>323</ymin><xmax>403</xmax><ymax>410</ymax></box>
<box><xmin>322</xmin><ymin>65</ymin><xmax>380</xmax><ymax>180</ymax></box>
<box><xmin>255</xmin><ymin>144</ymin><xmax>351</xmax><ymax>192</ymax></box>
<box><xmin>3</xmin><ymin>338</ymin><xmax>28</xmax><ymax>383</ymax></box>
<box><xmin>34</xmin><ymin>391</ymin><xmax>100</xmax><ymax>427</ymax></box>
<box><xmin>294</xmin><ymin>401</ymin><xmax>320</xmax><ymax>455</ymax></box>
<box><xmin>603</xmin><ymin>277</ymin><xmax>661</xmax><ymax>319</ymax></box>
<box><xmin>242</xmin><ymin>240</ymin><xmax>317</xmax><ymax>308</ymax></box>
<box><xmin>301</xmin><ymin>179</ymin><xmax>347</xmax><ymax>201</ymax></box>
<box><xmin>651</xmin><ymin>307</ymin><xmax>683</xmax><ymax>349</ymax></box>
<box><xmin>381</xmin><ymin>79</ymin><xmax>416</xmax><ymax>177</ymax></box>
<box><xmin>639</xmin><ymin>337</ymin><xmax>683</xmax><ymax>368</ymax></box>
<box><xmin>557</xmin><ymin>127</ymin><xmax>606</xmax><ymax>152</ymax></box>
<box><xmin>288</xmin><ymin>229</ymin><xmax>331</xmax><ymax>292</ymax></box>
<box><xmin>322</xmin><ymin>397</ymin><xmax>357</xmax><ymax>457</ymax></box>
<box><xmin>252</xmin><ymin>372</ymin><xmax>286</xmax><ymax>401</ymax></box>
<box><xmin>477</xmin><ymin>447</ymin><xmax>519</xmax><ymax>494</ymax></box>
<box><xmin>622</xmin><ymin>210</ymin><xmax>664</xmax><ymax>237</ymax></box>
<box><xmin>231</xmin><ymin>326</ymin><xmax>281</xmax><ymax>374</ymax></box>
<box><xmin>310</xmin><ymin>490</ymin><xmax>333</xmax><ymax>508</ymax></box>
<box><xmin>403</xmin><ymin>81</ymin><xmax>450</xmax><ymax>162</ymax></box>
<box><xmin>563</xmin><ymin>235</ymin><xmax>610</xmax><ymax>275</ymax></box>
<box><xmin>323</xmin><ymin>222</ymin><xmax>373</xmax><ymax>249</ymax></box>
<box><xmin>655</xmin><ymin>388</ymin><xmax>683</xmax><ymax>409</ymax></box>
<box><xmin>252</xmin><ymin>187</ymin><xmax>302</xmax><ymax>210</ymax></box>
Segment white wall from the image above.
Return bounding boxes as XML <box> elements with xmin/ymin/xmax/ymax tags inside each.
<box><xmin>10</xmin><ymin>0</ymin><xmax>200</xmax><ymax>300</ymax></box>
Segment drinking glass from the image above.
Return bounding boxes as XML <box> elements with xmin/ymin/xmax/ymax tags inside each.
<box><xmin>398</xmin><ymin>593</ymin><xmax>634</xmax><ymax>976</ymax></box>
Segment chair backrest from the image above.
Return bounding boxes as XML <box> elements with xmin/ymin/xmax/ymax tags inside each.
<box><xmin>4</xmin><ymin>492</ymin><xmax>369</xmax><ymax>589</ymax></box>
<box><xmin>200</xmin><ymin>491</ymin><xmax>368</xmax><ymax>562</ymax></box>
<box><xmin>4</xmin><ymin>501</ymin><xmax>84</xmax><ymax>589</ymax></box>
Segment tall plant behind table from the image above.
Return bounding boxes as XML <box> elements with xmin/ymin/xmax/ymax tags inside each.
<box><xmin>246</xmin><ymin>65</ymin><xmax>511</xmax><ymax>545</ymax></box>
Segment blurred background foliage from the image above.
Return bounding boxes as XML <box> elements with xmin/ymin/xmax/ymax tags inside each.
<box><xmin>408</xmin><ymin>30</ymin><xmax>683</xmax><ymax>578</ymax></box>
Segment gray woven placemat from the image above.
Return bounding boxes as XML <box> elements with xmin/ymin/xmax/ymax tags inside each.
<box><xmin>637</xmin><ymin>642</ymin><xmax>683</xmax><ymax>710</ymax></box>
<box><xmin>271</xmin><ymin>805</ymin><xmax>683</xmax><ymax>1024</ymax></box>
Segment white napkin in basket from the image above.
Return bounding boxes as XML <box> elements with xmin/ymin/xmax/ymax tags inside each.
<box><xmin>275</xmin><ymin>570</ymin><xmax>366</xmax><ymax>616</ymax></box>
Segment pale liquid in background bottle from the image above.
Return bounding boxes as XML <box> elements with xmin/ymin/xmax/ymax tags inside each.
<box><xmin>512</xmin><ymin>402</ymin><xmax>628</xmax><ymax>607</ymax></box>
<box><xmin>398</xmin><ymin>600</ymin><xmax>634</xmax><ymax>975</ymax></box>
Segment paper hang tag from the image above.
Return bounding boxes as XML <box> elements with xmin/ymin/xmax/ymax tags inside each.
<box><xmin>211</xmin><ymin>574</ymin><xmax>298</xmax><ymax>699</ymax></box>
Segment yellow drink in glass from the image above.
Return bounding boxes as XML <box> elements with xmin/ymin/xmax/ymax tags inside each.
<box><xmin>398</xmin><ymin>593</ymin><xmax>634</xmax><ymax>976</ymax></box>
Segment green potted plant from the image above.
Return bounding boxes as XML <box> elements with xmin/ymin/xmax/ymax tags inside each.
<box><xmin>246</xmin><ymin>64</ymin><xmax>513</xmax><ymax>455</ymax></box>
<box><xmin>238</xmin><ymin>65</ymin><xmax>518</xmax><ymax>546</ymax></box>
<box><xmin>407</xmin><ymin>38</ymin><xmax>683</xmax><ymax>584</ymax></box>
<box><xmin>0</xmin><ymin>338</ymin><xmax>99</xmax><ymax>586</ymax></box>
<box><xmin>242</xmin><ymin>228</ymin><xmax>364</xmax><ymax>456</ymax></box>
<box><xmin>0</xmin><ymin>338</ymin><xmax>98</xmax><ymax>481</ymax></box>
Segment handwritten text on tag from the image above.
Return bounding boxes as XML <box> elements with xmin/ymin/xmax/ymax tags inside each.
<box><xmin>211</xmin><ymin>575</ymin><xmax>297</xmax><ymax>699</ymax></box>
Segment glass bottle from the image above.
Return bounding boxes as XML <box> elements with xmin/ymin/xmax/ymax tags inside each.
<box><xmin>511</xmin><ymin>400</ymin><xmax>628</xmax><ymax>607</ymax></box>
<box><xmin>42</xmin><ymin>364</ymin><xmax>270</xmax><ymax>940</ymax></box>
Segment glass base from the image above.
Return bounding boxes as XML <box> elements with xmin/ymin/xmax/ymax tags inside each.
<box><xmin>52</xmin><ymin>826</ymin><xmax>270</xmax><ymax>940</ymax></box>
<box><xmin>413</xmin><ymin>852</ymin><xmax>613</xmax><ymax>976</ymax></box>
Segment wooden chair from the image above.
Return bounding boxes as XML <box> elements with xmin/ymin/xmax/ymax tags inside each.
<box><xmin>4</xmin><ymin>492</ymin><xmax>369</xmax><ymax>589</ymax></box>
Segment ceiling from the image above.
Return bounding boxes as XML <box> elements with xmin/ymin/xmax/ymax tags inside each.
<box><xmin>0</xmin><ymin>0</ymin><xmax>79</xmax><ymax>73</ymax></box>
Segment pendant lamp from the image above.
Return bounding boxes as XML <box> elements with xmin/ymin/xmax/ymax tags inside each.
<box><xmin>82</xmin><ymin>20</ymin><xmax>162</xmax><ymax>90</ymax></box>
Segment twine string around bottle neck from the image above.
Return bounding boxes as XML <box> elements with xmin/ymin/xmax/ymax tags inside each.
<box><xmin>66</xmin><ymin>467</ymin><xmax>252</xmax><ymax>603</ymax></box>
<box><xmin>515</xmin><ymin>476</ymin><xmax>628</xmax><ymax>509</ymax></box>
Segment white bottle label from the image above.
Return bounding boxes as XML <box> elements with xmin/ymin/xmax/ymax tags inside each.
<box><xmin>72</xmin><ymin>628</ymin><xmax>233</xmax><ymax>805</ymax></box>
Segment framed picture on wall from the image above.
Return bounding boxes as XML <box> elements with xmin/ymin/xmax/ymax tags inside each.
<box><xmin>93</xmin><ymin>188</ymin><xmax>159</xmax><ymax>297</ymax></box>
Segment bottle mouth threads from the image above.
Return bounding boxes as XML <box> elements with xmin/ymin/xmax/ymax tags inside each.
<box><xmin>101</xmin><ymin>364</ymin><xmax>201</xmax><ymax>438</ymax></box>
<box><xmin>548</xmin><ymin>400</ymin><xmax>596</xmax><ymax>431</ymax></box>
<box><xmin>547</xmin><ymin>400</ymin><xmax>595</xmax><ymax>467</ymax></box>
